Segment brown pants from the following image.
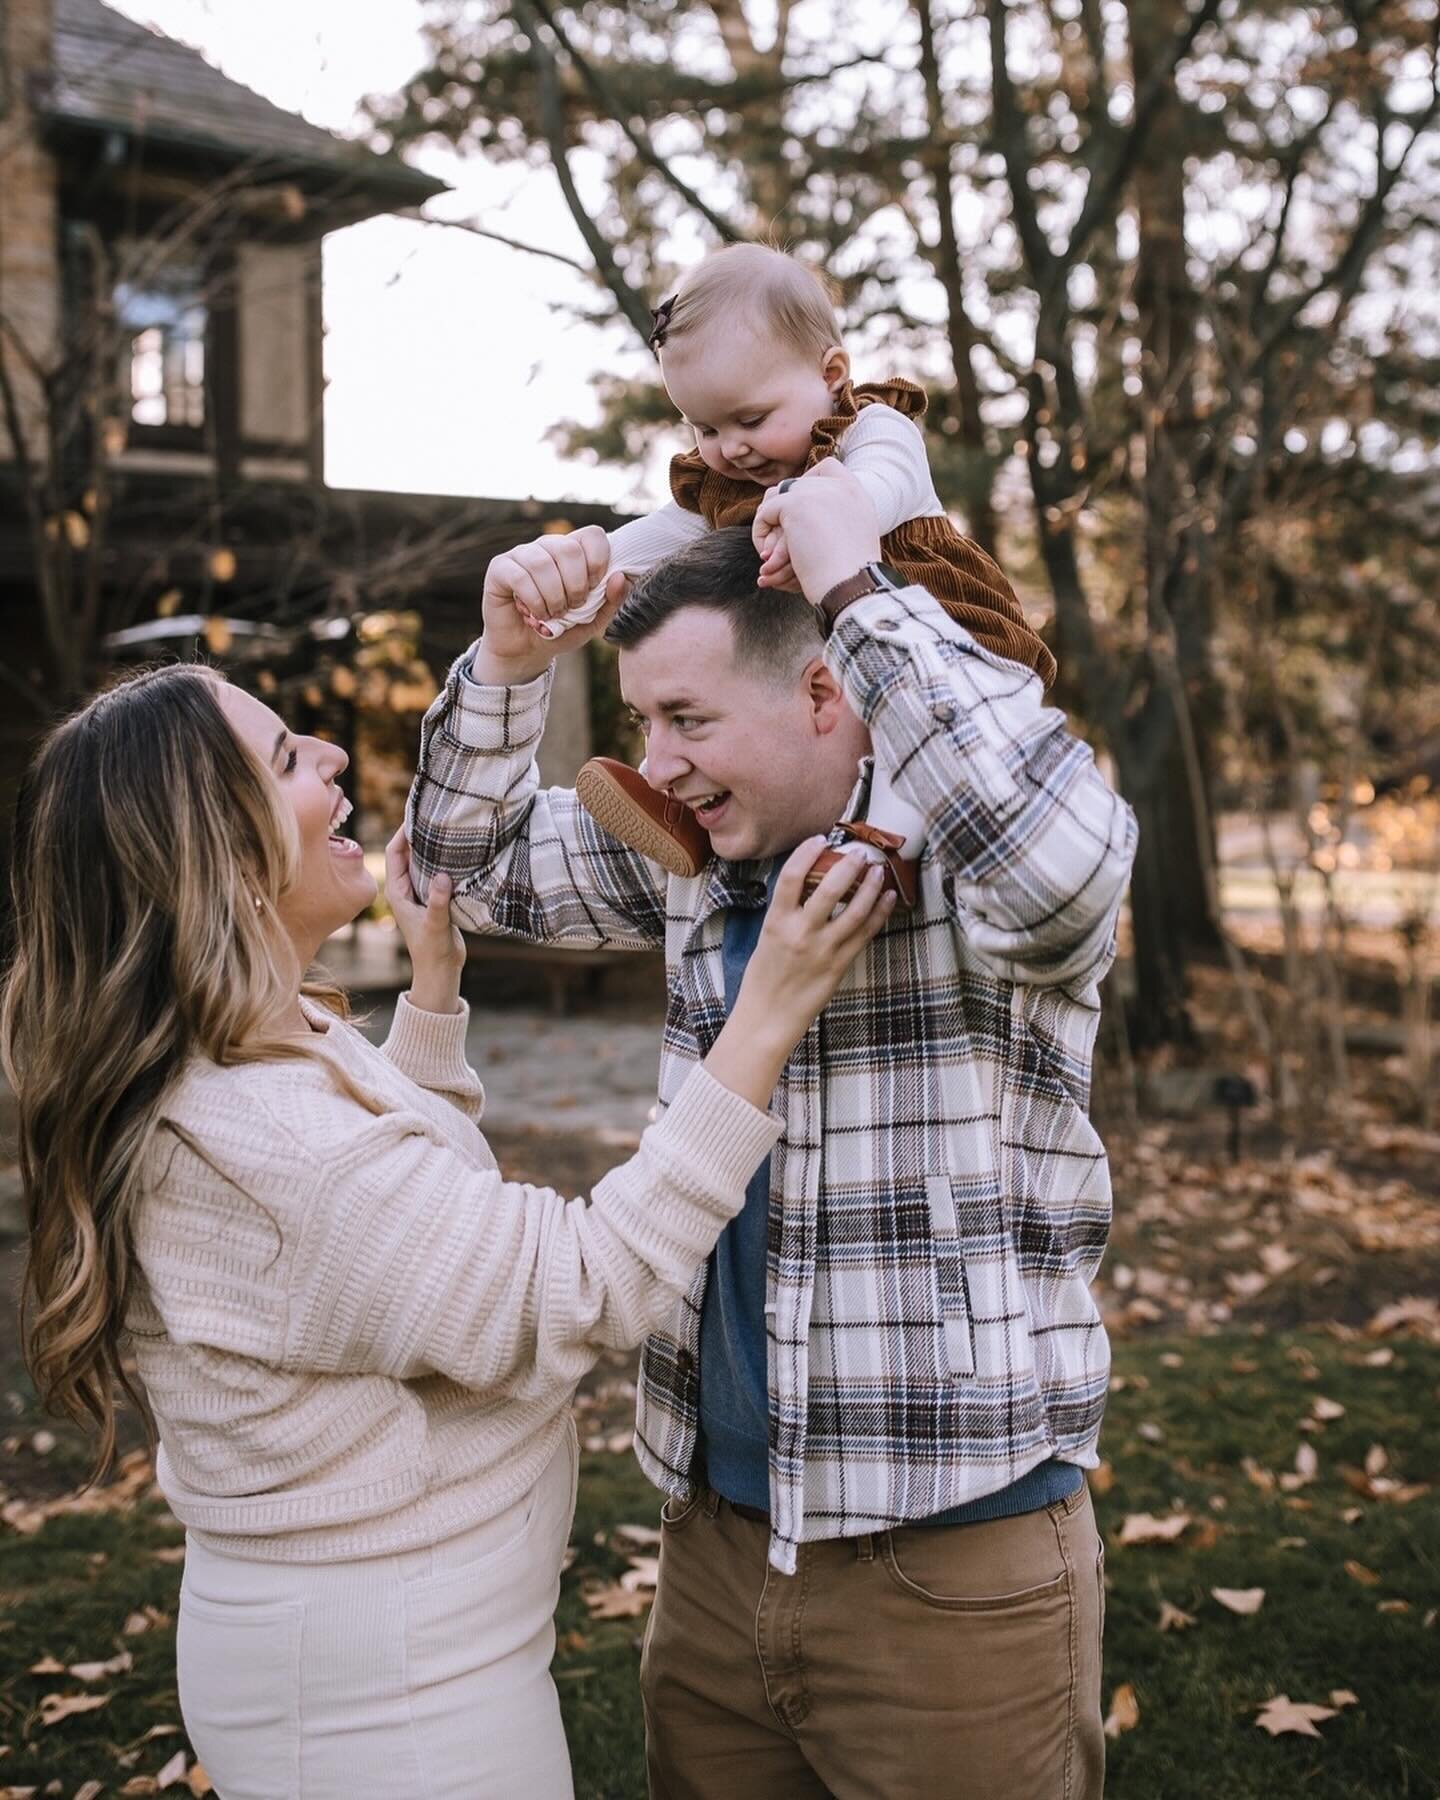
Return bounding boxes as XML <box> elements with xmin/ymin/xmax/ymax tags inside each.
<box><xmin>640</xmin><ymin>1482</ymin><xmax>1105</xmax><ymax>1800</ymax></box>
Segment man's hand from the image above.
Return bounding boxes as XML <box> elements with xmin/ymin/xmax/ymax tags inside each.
<box><xmin>473</xmin><ymin>526</ymin><xmax>628</xmax><ymax>686</ymax></box>
<box><xmin>751</xmin><ymin>463</ymin><xmax>884</xmax><ymax>607</ymax></box>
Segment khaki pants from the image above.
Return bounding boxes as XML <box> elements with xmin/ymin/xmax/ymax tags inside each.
<box><xmin>640</xmin><ymin>1481</ymin><xmax>1104</xmax><ymax>1800</ymax></box>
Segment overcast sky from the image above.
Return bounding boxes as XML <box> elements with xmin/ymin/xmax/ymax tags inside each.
<box><xmin>108</xmin><ymin>0</ymin><xmax>660</xmax><ymax>506</ymax></box>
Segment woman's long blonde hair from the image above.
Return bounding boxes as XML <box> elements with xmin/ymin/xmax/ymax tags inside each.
<box><xmin>1</xmin><ymin>663</ymin><xmax>347</xmax><ymax>1474</ymax></box>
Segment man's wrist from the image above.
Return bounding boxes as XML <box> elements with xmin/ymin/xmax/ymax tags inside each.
<box><xmin>801</xmin><ymin>544</ymin><xmax>886</xmax><ymax>612</ymax></box>
<box><xmin>469</xmin><ymin>643</ymin><xmax>553</xmax><ymax>688</ymax></box>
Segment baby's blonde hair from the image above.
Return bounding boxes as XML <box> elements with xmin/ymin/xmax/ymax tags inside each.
<box><xmin>659</xmin><ymin>244</ymin><xmax>842</xmax><ymax>360</ymax></box>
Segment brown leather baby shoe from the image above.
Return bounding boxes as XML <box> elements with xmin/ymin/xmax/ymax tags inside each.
<box><xmin>574</xmin><ymin>757</ymin><xmax>712</xmax><ymax>879</ymax></box>
<box><xmin>801</xmin><ymin>819</ymin><xmax>919</xmax><ymax>909</ymax></box>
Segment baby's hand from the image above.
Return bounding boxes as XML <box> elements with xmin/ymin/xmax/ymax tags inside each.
<box><xmin>753</xmin><ymin>513</ymin><xmax>798</xmax><ymax>591</ymax></box>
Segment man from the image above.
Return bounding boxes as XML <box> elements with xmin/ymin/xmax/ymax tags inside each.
<box><xmin>407</xmin><ymin>462</ymin><xmax>1136</xmax><ymax>1798</ymax></box>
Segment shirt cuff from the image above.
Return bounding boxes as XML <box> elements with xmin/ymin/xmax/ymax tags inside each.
<box><xmin>382</xmin><ymin>992</ymin><xmax>476</xmax><ymax>1089</ymax></box>
<box><xmin>446</xmin><ymin>646</ymin><xmax>553</xmax><ymax>751</ymax></box>
<box><xmin>649</xmin><ymin>1066</ymin><xmax>783</xmax><ymax>1201</ymax></box>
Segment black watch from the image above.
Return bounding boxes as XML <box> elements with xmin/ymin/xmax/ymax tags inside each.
<box><xmin>817</xmin><ymin>561</ymin><xmax>906</xmax><ymax>632</ymax></box>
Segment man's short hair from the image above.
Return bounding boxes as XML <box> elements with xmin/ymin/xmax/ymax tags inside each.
<box><xmin>605</xmin><ymin>526</ymin><xmax>825</xmax><ymax>681</ymax></box>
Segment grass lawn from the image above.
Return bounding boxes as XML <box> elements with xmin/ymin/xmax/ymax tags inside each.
<box><xmin>0</xmin><ymin>1327</ymin><xmax>1434</xmax><ymax>1798</ymax></box>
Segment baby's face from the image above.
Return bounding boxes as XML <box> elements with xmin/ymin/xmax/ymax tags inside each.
<box><xmin>662</xmin><ymin>331</ymin><xmax>847</xmax><ymax>487</ymax></box>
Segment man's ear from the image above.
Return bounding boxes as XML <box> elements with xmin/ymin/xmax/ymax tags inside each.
<box><xmin>821</xmin><ymin>344</ymin><xmax>850</xmax><ymax>394</ymax></box>
<box><xmin>802</xmin><ymin>655</ymin><xmax>848</xmax><ymax>734</ymax></box>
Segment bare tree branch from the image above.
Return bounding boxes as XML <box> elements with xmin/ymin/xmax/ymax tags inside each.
<box><xmin>530</xmin><ymin>0</ymin><xmax>749</xmax><ymax>245</ymax></box>
<box><xmin>419</xmin><ymin>215</ymin><xmax>591</xmax><ymax>272</ymax></box>
<box><xmin>512</xmin><ymin>0</ymin><xmax>656</xmax><ymax>346</ymax></box>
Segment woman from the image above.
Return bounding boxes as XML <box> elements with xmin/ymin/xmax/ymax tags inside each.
<box><xmin>2</xmin><ymin>662</ymin><xmax>892</xmax><ymax>1798</ymax></box>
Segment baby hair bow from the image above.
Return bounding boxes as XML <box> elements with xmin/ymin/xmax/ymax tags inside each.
<box><xmin>648</xmin><ymin>294</ymin><xmax>678</xmax><ymax>354</ymax></box>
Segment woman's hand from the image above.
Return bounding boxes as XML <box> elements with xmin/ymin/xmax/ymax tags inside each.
<box><xmin>386</xmin><ymin>828</ymin><xmax>466</xmax><ymax>1015</ymax></box>
<box><xmin>703</xmin><ymin>840</ymin><xmax>894</xmax><ymax>1110</ymax></box>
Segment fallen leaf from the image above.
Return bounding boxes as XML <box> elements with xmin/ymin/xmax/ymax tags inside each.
<box><xmin>1137</xmin><ymin>1421</ymin><xmax>1165</xmax><ymax>1444</ymax></box>
<box><xmin>1310</xmin><ymin>1396</ymin><xmax>1345</xmax><ymax>1421</ymax></box>
<box><xmin>118</xmin><ymin>1782</ymin><xmax>161</xmax><ymax>1798</ymax></box>
<box><xmin>1366</xmin><ymin>1296</ymin><xmax>1440</xmax><ymax>1338</ymax></box>
<box><xmin>187</xmin><ymin>1765</ymin><xmax>213</xmax><ymax>1798</ymax></box>
<box><xmin>1088</xmin><ymin>1462</ymin><xmax>1115</xmax><ymax>1496</ymax></box>
<box><xmin>620</xmin><ymin>1555</ymin><xmax>660</xmax><ymax>1593</ymax></box>
<box><xmin>1255</xmin><ymin>1694</ymin><xmax>1339</xmax><ymax>1738</ymax></box>
<box><xmin>156</xmin><ymin>1750</ymin><xmax>187</xmax><ymax>1788</ymax></box>
<box><xmin>1102</xmin><ymin>1682</ymin><xmax>1140</xmax><ymax>1739</ymax></box>
<box><xmin>37</xmin><ymin>1692</ymin><xmax>111</xmax><ymax>1727</ymax></box>
<box><xmin>151</xmin><ymin>1547</ymin><xmax>186</xmax><ymax>1565</ymax></box>
<box><xmin>27</xmin><ymin>1658</ymin><xmax>64</xmax><ymax>1676</ymax></box>
<box><xmin>1225</xmin><ymin>1271</ymin><xmax>1269</xmax><ymax>1301</ymax></box>
<box><xmin>1362</xmin><ymin>1347</ymin><xmax>1394</xmax><ymax>1367</ymax></box>
<box><xmin>1212</xmin><ymin>1587</ymin><xmax>1265</xmax><ymax>1615</ymax></box>
<box><xmin>1259</xmin><ymin>1243</ymin><xmax>1298</xmax><ymax>1277</ymax></box>
<box><xmin>1118</xmin><ymin>1512</ymin><xmax>1191</xmax><ymax>1546</ymax></box>
<box><xmin>1377</xmin><ymin>1599</ymin><xmax>1410</xmax><ymax>1615</ymax></box>
<box><xmin>1279</xmin><ymin>1443</ymin><xmax>1319</xmax><ymax>1491</ymax></box>
<box><xmin>1329</xmin><ymin>1689</ymin><xmax>1359</xmax><ymax>1708</ymax></box>
<box><xmin>1157</xmin><ymin>1601</ymin><xmax>1197</xmax><ymax>1632</ymax></box>
<box><xmin>1241</xmin><ymin>1456</ymin><xmax>1275</xmax><ymax>1494</ymax></box>
<box><xmin>30</xmin><ymin>1431</ymin><xmax>56</xmax><ymax>1455</ymax></box>
<box><xmin>1364</xmin><ymin>1444</ymin><xmax>1388</xmax><ymax>1478</ymax></box>
<box><xmin>138</xmin><ymin>1726</ymin><xmax>181</xmax><ymax>1744</ymax></box>
<box><xmin>1188</xmin><ymin>1520</ymin><xmax>1222</xmax><ymax>1551</ymax></box>
<box><xmin>1344</xmin><ymin>1560</ymin><xmax>1380</xmax><ymax>1586</ymax></box>
<box><xmin>69</xmin><ymin>1651</ymin><xmax>132</xmax><ymax>1681</ymax></box>
<box><xmin>615</xmin><ymin>1523</ymin><xmax>663</xmax><ymax>1548</ymax></box>
<box><xmin>74</xmin><ymin>1783</ymin><xmax>104</xmax><ymax>1800</ymax></box>
<box><xmin>582</xmin><ymin>1583</ymin><xmax>651</xmax><ymax>1620</ymax></box>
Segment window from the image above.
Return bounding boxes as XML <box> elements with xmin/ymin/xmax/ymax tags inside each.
<box><xmin>114</xmin><ymin>260</ymin><xmax>207</xmax><ymax>432</ymax></box>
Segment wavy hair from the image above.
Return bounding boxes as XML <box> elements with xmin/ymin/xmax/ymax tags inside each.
<box><xmin>1</xmin><ymin>663</ymin><xmax>348</xmax><ymax>1474</ymax></box>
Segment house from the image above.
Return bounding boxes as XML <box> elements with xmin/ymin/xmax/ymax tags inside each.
<box><xmin>0</xmin><ymin>0</ymin><xmax>619</xmax><ymax>825</ymax></box>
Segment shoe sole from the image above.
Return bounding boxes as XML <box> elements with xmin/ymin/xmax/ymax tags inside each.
<box><xmin>575</xmin><ymin>764</ymin><xmax>707</xmax><ymax>878</ymax></box>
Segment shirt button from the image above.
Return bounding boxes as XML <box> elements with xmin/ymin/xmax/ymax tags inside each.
<box><xmin>877</xmin><ymin>616</ymin><xmax>900</xmax><ymax>632</ymax></box>
<box><xmin>933</xmin><ymin>702</ymin><xmax>956</xmax><ymax>725</ymax></box>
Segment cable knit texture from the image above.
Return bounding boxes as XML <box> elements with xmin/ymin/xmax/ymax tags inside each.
<box><xmin>127</xmin><ymin>993</ymin><xmax>780</xmax><ymax>1562</ymax></box>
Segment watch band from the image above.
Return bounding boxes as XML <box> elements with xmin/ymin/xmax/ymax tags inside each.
<box><xmin>817</xmin><ymin>561</ymin><xmax>904</xmax><ymax>631</ymax></box>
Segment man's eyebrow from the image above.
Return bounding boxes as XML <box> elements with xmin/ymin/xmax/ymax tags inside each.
<box><xmin>270</xmin><ymin>729</ymin><xmax>287</xmax><ymax>766</ymax></box>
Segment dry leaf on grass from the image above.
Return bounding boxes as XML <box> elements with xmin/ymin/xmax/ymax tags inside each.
<box><xmin>1377</xmin><ymin>1599</ymin><xmax>1410</xmax><ymax>1615</ymax></box>
<box><xmin>1254</xmin><ymin>1695</ymin><xmax>1339</xmax><ymax>1738</ymax></box>
<box><xmin>152</xmin><ymin>1546</ymin><xmax>187</xmax><ymax>1565</ymax></box>
<box><xmin>614</xmin><ymin>1524</ymin><xmax>663</xmax><ymax>1548</ymax></box>
<box><xmin>620</xmin><ymin>1555</ymin><xmax>660</xmax><ymax>1593</ymax></box>
<box><xmin>73</xmin><ymin>1784</ymin><xmax>103</xmax><ymax>1800</ymax></box>
<box><xmin>1157</xmin><ymin>1601</ymin><xmax>1197</xmax><ymax>1632</ymax></box>
<box><xmin>1118</xmin><ymin>1512</ymin><xmax>1191</xmax><ymax>1546</ymax></box>
<box><xmin>1330</xmin><ymin>1689</ymin><xmax>1359</xmax><ymax>1708</ymax></box>
<box><xmin>27</xmin><ymin>1657</ymin><xmax>64</xmax><ymax>1676</ymax></box>
<box><xmin>123</xmin><ymin>1606</ymin><xmax>170</xmax><ymax>1636</ymax></box>
<box><xmin>137</xmin><ymin>1725</ymin><xmax>181</xmax><ymax>1744</ymax></box>
<box><xmin>118</xmin><ymin>1781</ymin><xmax>161</xmax><ymax>1797</ymax></box>
<box><xmin>69</xmin><ymin>1651</ymin><xmax>132</xmax><ymax>1681</ymax></box>
<box><xmin>37</xmin><ymin>1691</ymin><xmax>111</xmax><ymax>1727</ymax></box>
<box><xmin>1212</xmin><ymin>1587</ymin><xmax>1265</xmax><ymax>1615</ymax></box>
<box><xmin>1344</xmin><ymin>1560</ymin><xmax>1380</xmax><ymax>1586</ymax></box>
<box><xmin>1310</xmin><ymin>1396</ymin><xmax>1345</xmax><ymax>1421</ymax></box>
<box><xmin>1102</xmin><ymin>1683</ymin><xmax>1140</xmax><ymax>1739</ymax></box>
<box><xmin>582</xmin><ymin>1584</ymin><xmax>651</xmax><ymax>1620</ymax></box>
<box><xmin>156</xmin><ymin>1749</ymin><xmax>188</xmax><ymax>1788</ymax></box>
<box><xmin>1279</xmin><ymin>1444</ymin><xmax>1318</xmax><ymax>1491</ymax></box>
<box><xmin>187</xmin><ymin>1764</ymin><xmax>214</xmax><ymax>1797</ymax></box>
<box><xmin>1088</xmin><ymin>1462</ymin><xmax>1115</xmax><ymax>1496</ymax></box>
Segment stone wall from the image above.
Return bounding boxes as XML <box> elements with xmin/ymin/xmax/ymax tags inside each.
<box><xmin>0</xmin><ymin>0</ymin><xmax>59</xmax><ymax>462</ymax></box>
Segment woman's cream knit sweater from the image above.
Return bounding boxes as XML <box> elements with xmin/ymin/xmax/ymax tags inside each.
<box><xmin>127</xmin><ymin>993</ymin><xmax>780</xmax><ymax>1563</ymax></box>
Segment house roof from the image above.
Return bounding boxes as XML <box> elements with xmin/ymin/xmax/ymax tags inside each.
<box><xmin>40</xmin><ymin>0</ymin><xmax>445</xmax><ymax>209</ymax></box>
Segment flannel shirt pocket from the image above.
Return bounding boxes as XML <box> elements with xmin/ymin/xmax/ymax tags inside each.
<box><xmin>925</xmin><ymin>1174</ymin><xmax>1036</xmax><ymax>1384</ymax></box>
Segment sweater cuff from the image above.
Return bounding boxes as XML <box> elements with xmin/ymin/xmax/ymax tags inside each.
<box><xmin>447</xmin><ymin>649</ymin><xmax>553</xmax><ymax>750</ymax></box>
<box><xmin>383</xmin><ymin>993</ymin><xmax>476</xmax><ymax>1089</ymax></box>
<box><xmin>649</xmin><ymin>1066</ymin><xmax>783</xmax><ymax>1199</ymax></box>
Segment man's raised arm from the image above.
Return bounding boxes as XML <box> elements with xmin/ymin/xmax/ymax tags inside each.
<box><xmin>406</xmin><ymin>526</ymin><xmax>667</xmax><ymax>951</ymax></box>
<box><xmin>755</xmin><ymin>465</ymin><xmax>1137</xmax><ymax>991</ymax></box>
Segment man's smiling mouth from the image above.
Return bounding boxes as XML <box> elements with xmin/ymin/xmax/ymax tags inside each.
<box><xmin>683</xmin><ymin>791</ymin><xmax>731</xmax><ymax>826</ymax></box>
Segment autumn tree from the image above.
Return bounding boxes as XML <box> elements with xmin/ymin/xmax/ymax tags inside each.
<box><xmin>374</xmin><ymin>0</ymin><xmax>1440</xmax><ymax>1041</ymax></box>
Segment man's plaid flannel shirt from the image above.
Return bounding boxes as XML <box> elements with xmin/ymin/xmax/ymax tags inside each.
<box><xmin>407</xmin><ymin>582</ymin><xmax>1138</xmax><ymax>1575</ymax></box>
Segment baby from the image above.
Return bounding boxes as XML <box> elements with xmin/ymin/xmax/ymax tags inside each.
<box><xmin>541</xmin><ymin>244</ymin><xmax>1056</xmax><ymax>895</ymax></box>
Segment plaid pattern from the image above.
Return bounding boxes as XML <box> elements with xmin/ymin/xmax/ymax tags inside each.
<box><xmin>407</xmin><ymin>584</ymin><xmax>1137</xmax><ymax>1575</ymax></box>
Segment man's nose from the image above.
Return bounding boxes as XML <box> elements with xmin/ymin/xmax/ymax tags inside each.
<box><xmin>643</xmin><ymin>737</ymin><xmax>690</xmax><ymax>791</ymax></box>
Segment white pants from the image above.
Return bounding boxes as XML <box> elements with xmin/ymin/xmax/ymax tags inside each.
<box><xmin>177</xmin><ymin>1427</ymin><xmax>579</xmax><ymax>1799</ymax></box>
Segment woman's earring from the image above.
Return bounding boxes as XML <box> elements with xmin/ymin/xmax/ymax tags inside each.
<box><xmin>252</xmin><ymin>892</ymin><xmax>264</xmax><ymax>912</ymax></box>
